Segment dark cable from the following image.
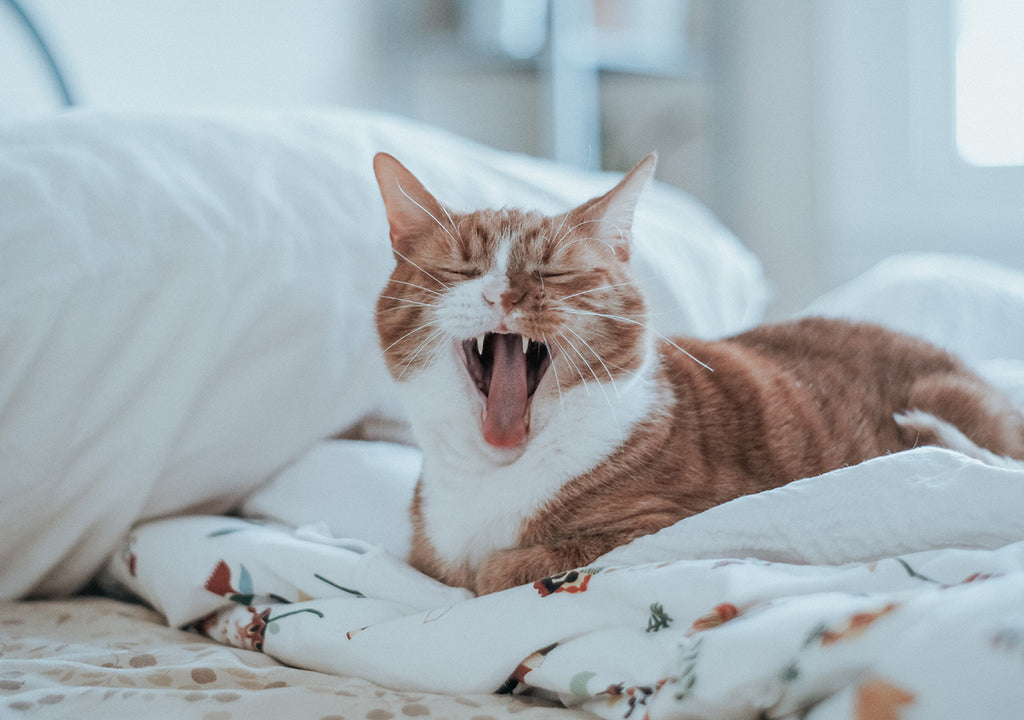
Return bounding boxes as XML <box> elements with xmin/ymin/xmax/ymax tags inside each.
<box><xmin>3</xmin><ymin>0</ymin><xmax>76</xmax><ymax>106</ymax></box>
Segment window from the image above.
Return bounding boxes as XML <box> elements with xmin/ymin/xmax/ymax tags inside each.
<box><xmin>815</xmin><ymin>0</ymin><xmax>1024</xmax><ymax>284</ymax></box>
<box><xmin>955</xmin><ymin>0</ymin><xmax>1024</xmax><ymax>166</ymax></box>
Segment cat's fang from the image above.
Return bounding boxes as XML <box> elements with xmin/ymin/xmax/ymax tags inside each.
<box><xmin>476</xmin><ymin>334</ymin><xmax>486</xmax><ymax>355</ymax></box>
<box><xmin>522</xmin><ymin>336</ymin><xmax>529</xmax><ymax>354</ymax></box>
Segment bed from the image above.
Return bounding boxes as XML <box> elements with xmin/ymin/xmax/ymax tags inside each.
<box><xmin>2</xmin><ymin>109</ymin><xmax>1023</xmax><ymax>719</ymax></box>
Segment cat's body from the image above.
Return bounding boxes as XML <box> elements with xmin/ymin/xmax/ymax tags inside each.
<box><xmin>372</xmin><ymin>152</ymin><xmax>1024</xmax><ymax>594</ymax></box>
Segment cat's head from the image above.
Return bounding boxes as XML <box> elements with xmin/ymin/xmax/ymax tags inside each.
<box><xmin>373</xmin><ymin>153</ymin><xmax>655</xmax><ymax>454</ymax></box>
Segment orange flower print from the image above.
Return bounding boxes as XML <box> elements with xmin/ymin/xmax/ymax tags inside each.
<box><xmin>855</xmin><ymin>676</ymin><xmax>915</xmax><ymax>720</ymax></box>
<box><xmin>534</xmin><ymin>569</ymin><xmax>595</xmax><ymax>597</ymax></box>
<box><xmin>817</xmin><ymin>602</ymin><xmax>900</xmax><ymax>646</ymax></box>
<box><xmin>237</xmin><ymin>607</ymin><xmax>271</xmax><ymax>653</ymax></box>
<box><xmin>688</xmin><ymin>603</ymin><xmax>741</xmax><ymax>635</ymax></box>
<box><xmin>204</xmin><ymin>559</ymin><xmax>255</xmax><ymax>606</ymax></box>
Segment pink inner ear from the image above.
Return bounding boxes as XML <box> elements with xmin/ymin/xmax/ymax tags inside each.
<box><xmin>565</xmin><ymin>154</ymin><xmax>655</xmax><ymax>259</ymax></box>
<box><xmin>373</xmin><ymin>153</ymin><xmax>449</xmax><ymax>251</ymax></box>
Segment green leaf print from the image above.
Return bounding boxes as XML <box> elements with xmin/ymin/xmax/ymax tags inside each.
<box><xmin>647</xmin><ymin>602</ymin><xmax>673</xmax><ymax>632</ymax></box>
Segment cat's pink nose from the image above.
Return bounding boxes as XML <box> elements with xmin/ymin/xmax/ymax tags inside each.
<box><xmin>481</xmin><ymin>275</ymin><xmax>508</xmax><ymax>306</ymax></box>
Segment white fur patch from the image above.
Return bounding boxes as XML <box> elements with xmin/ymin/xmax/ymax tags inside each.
<box><xmin>402</xmin><ymin>343</ymin><xmax>664</xmax><ymax>571</ymax></box>
<box><xmin>894</xmin><ymin>410</ymin><xmax>1024</xmax><ymax>470</ymax></box>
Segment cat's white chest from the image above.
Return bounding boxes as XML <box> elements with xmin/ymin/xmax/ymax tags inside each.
<box><xmin>418</xmin><ymin>455</ymin><xmax>563</xmax><ymax>570</ymax></box>
<box><xmin>405</xmin><ymin>353</ymin><xmax>663</xmax><ymax>571</ymax></box>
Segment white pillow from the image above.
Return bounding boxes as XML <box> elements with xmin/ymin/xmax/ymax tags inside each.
<box><xmin>802</xmin><ymin>253</ymin><xmax>1024</xmax><ymax>366</ymax></box>
<box><xmin>0</xmin><ymin>109</ymin><xmax>764</xmax><ymax>599</ymax></box>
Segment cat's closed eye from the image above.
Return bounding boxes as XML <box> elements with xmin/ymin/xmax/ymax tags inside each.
<box><xmin>438</xmin><ymin>266</ymin><xmax>480</xmax><ymax>278</ymax></box>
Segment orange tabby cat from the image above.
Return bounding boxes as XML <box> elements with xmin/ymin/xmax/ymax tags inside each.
<box><xmin>372</xmin><ymin>152</ymin><xmax>1024</xmax><ymax>594</ymax></box>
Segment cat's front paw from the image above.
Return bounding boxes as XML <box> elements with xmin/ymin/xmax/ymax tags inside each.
<box><xmin>474</xmin><ymin>545</ymin><xmax>574</xmax><ymax>595</ymax></box>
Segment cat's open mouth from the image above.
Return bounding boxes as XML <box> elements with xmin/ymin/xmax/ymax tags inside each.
<box><xmin>461</xmin><ymin>332</ymin><xmax>551</xmax><ymax>448</ymax></box>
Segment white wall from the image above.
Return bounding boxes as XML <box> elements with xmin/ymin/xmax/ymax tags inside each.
<box><xmin>7</xmin><ymin>0</ymin><xmax>1020</xmax><ymax>321</ymax></box>
<box><xmin>1</xmin><ymin>1</ymin><xmax>715</xmax><ymax>200</ymax></box>
<box><xmin>707</xmin><ymin>0</ymin><xmax>1024</xmax><ymax>317</ymax></box>
<box><xmin>1</xmin><ymin>0</ymin><xmax>378</xmax><ymax>111</ymax></box>
<box><xmin>707</xmin><ymin>1</ymin><xmax>822</xmax><ymax>317</ymax></box>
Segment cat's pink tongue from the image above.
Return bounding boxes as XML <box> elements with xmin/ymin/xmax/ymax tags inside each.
<box><xmin>483</xmin><ymin>334</ymin><xmax>529</xmax><ymax>447</ymax></box>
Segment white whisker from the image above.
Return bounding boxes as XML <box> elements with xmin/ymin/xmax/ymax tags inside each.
<box><xmin>396</xmin><ymin>328</ymin><xmax>448</xmax><ymax>382</ymax></box>
<box><xmin>394</xmin><ymin>179</ymin><xmax>461</xmax><ymax>248</ymax></box>
<box><xmin>436</xmin><ymin>202</ymin><xmax>460</xmax><ymax>241</ymax></box>
<box><xmin>550</xmin><ymin>336</ymin><xmax>590</xmax><ymax>397</ymax></box>
<box><xmin>382</xmin><ymin>318</ymin><xmax>441</xmax><ymax>355</ymax></box>
<box><xmin>550</xmin><ymin>211</ymin><xmax>571</xmax><ymax>251</ymax></box>
<box><xmin>556</xmin><ymin>281</ymin><xmax>637</xmax><ymax>303</ymax></box>
<box><xmin>553</xmin><ymin>218</ymin><xmax>596</xmax><ymax>248</ymax></box>
<box><xmin>559</xmin><ymin>331</ymin><xmax>622</xmax><ymax>441</ymax></box>
<box><xmin>390</xmin><ymin>247</ymin><xmax>450</xmax><ymax>291</ymax></box>
<box><xmin>563</xmin><ymin>308</ymin><xmax>714</xmax><ymax>372</ymax></box>
<box><xmin>552</xmin><ymin>218</ymin><xmax>625</xmax><ymax>255</ymax></box>
<box><xmin>388</xmin><ymin>279</ymin><xmax>445</xmax><ymax>297</ymax></box>
<box><xmin>541</xmin><ymin>332</ymin><xmax>566</xmax><ymax>415</ymax></box>
<box><xmin>564</xmin><ymin>326</ymin><xmax>619</xmax><ymax>397</ymax></box>
<box><xmin>378</xmin><ymin>295</ymin><xmax>436</xmax><ymax>309</ymax></box>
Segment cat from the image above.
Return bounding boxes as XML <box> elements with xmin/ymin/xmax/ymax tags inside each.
<box><xmin>371</xmin><ymin>151</ymin><xmax>1024</xmax><ymax>595</ymax></box>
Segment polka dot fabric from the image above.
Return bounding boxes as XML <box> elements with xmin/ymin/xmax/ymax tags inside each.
<box><xmin>0</xmin><ymin>597</ymin><xmax>588</xmax><ymax>719</ymax></box>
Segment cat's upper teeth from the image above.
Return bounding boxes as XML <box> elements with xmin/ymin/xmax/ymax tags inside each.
<box><xmin>473</xmin><ymin>333</ymin><xmax>531</xmax><ymax>355</ymax></box>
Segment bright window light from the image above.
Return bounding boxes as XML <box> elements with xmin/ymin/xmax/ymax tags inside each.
<box><xmin>955</xmin><ymin>0</ymin><xmax>1024</xmax><ymax>166</ymax></box>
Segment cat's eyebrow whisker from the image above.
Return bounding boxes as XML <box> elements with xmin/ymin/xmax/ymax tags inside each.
<box><xmin>550</xmin><ymin>211</ymin><xmax>571</xmax><ymax>252</ymax></box>
<box><xmin>394</xmin><ymin>179</ymin><xmax>462</xmax><ymax>248</ymax></box>
<box><xmin>564</xmin><ymin>308</ymin><xmax>714</xmax><ymax>373</ymax></box>
<box><xmin>556</xmin><ymin>281</ymin><xmax>637</xmax><ymax>303</ymax></box>
<box><xmin>552</xmin><ymin>218</ymin><xmax>597</xmax><ymax>248</ymax></box>
<box><xmin>436</xmin><ymin>201</ymin><xmax>460</xmax><ymax>242</ymax></box>
<box><xmin>388</xmin><ymin>279</ymin><xmax>445</xmax><ymax>297</ymax></box>
<box><xmin>390</xmin><ymin>248</ymin><xmax>451</xmax><ymax>291</ymax></box>
<box><xmin>552</xmin><ymin>219</ymin><xmax>625</xmax><ymax>258</ymax></box>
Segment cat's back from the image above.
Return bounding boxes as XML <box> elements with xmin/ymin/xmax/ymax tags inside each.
<box><xmin>651</xmin><ymin>317</ymin><xmax>968</xmax><ymax>490</ymax></box>
<box><xmin>676</xmin><ymin>317</ymin><xmax>963</xmax><ymax>394</ymax></box>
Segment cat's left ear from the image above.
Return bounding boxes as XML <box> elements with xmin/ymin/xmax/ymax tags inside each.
<box><xmin>373</xmin><ymin>152</ymin><xmax>452</xmax><ymax>254</ymax></box>
<box><xmin>567</xmin><ymin>153</ymin><xmax>657</xmax><ymax>262</ymax></box>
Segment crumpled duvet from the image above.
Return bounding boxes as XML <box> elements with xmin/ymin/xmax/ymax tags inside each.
<box><xmin>101</xmin><ymin>444</ymin><xmax>1024</xmax><ymax>719</ymax></box>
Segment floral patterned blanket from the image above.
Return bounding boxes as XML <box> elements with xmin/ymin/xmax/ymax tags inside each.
<box><xmin>101</xmin><ymin>446</ymin><xmax>1024</xmax><ymax>719</ymax></box>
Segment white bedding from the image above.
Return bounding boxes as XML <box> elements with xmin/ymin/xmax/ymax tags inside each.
<box><xmin>102</xmin><ymin>447</ymin><xmax>1024</xmax><ymax>718</ymax></box>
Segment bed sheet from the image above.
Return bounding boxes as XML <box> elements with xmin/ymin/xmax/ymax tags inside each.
<box><xmin>97</xmin><ymin>446</ymin><xmax>1024</xmax><ymax>719</ymax></box>
<box><xmin>0</xmin><ymin>596</ymin><xmax>588</xmax><ymax>720</ymax></box>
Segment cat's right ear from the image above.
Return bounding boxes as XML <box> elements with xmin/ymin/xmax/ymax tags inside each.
<box><xmin>373</xmin><ymin>153</ymin><xmax>449</xmax><ymax>253</ymax></box>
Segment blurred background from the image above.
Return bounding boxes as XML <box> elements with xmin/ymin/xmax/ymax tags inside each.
<box><xmin>3</xmin><ymin>0</ymin><xmax>1022</xmax><ymax>317</ymax></box>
